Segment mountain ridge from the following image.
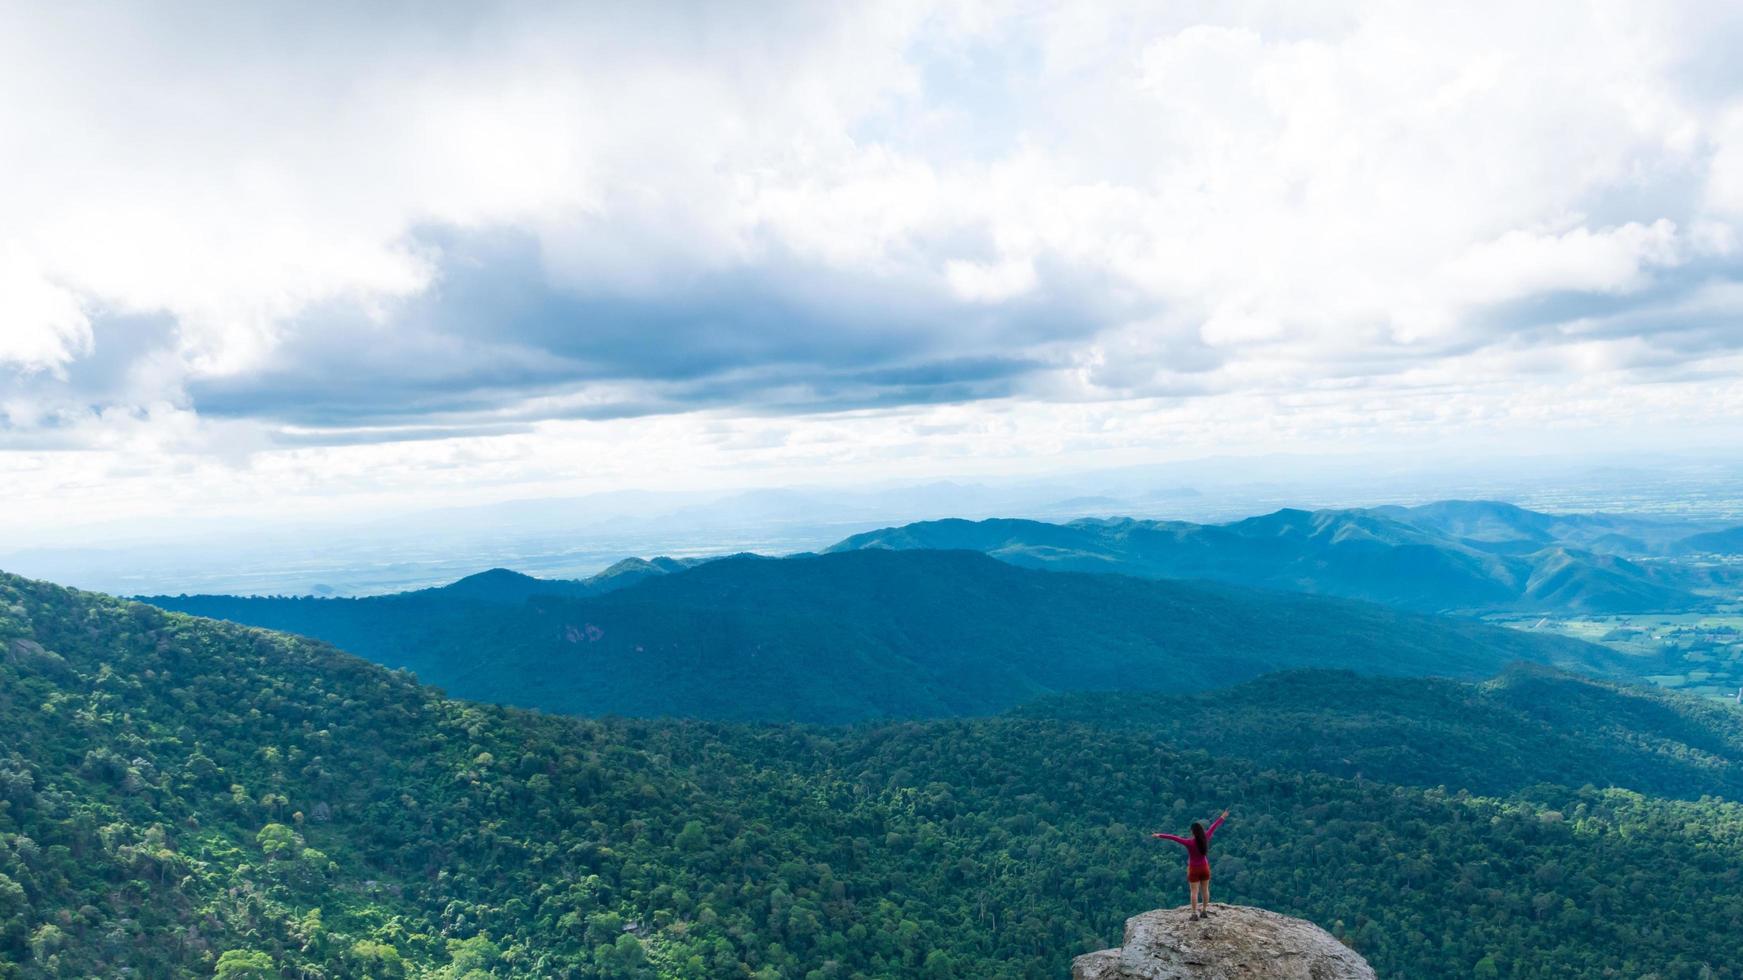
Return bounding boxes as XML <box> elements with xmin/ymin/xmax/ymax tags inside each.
<box><xmin>141</xmin><ymin>548</ymin><xmax>1633</xmax><ymax>724</ymax></box>
<box><xmin>827</xmin><ymin>502</ymin><xmax>1728</xmax><ymax>613</ymax></box>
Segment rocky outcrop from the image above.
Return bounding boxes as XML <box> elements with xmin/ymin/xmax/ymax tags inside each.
<box><xmin>1073</xmin><ymin>905</ymin><xmax>1375</xmax><ymax>980</ymax></box>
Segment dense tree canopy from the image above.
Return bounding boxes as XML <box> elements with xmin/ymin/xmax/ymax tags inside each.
<box><xmin>1016</xmin><ymin>666</ymin><xmax>1743</xmax><ymax>800</ymax></box>
<box><xmin>4</xmin><ymin>571</ymin><xmax>1741</xmax><ymax>978</ymax></box>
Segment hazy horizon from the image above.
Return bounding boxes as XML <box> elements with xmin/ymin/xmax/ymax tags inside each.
<box><xmin>6</xmin><ymin>1</ymin><xmax>1743</xmax><ymax>550</ymax></box>
<box><xmin>10</xmin><ymin>448</ymin><xmax>1741</xmax><ymax>597</ymax></box>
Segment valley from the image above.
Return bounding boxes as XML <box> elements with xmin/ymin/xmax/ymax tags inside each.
<box><xmin>1486</xmin><ymin>606</ymin><xmax>1743</xmax><ymax>700</ymax></box>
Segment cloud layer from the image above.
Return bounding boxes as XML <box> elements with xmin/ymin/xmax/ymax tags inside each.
<box><xmin>3</xmin><ymin>0</ymin><xmax>1743</xmax><ymax>526</ymax></box>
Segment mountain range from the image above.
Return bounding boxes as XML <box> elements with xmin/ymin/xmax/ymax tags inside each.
<box><xmin>829</xmin><ymin>499</ymin><xmax>1743</xmax><ymax>614</ymax></box>
<box><xmin>142</xmin><ymin>549</ymin><xmax>1632</xmax><ymax>723</ymax></box>
<box><xmin>7</xmin><ymin>568</ymin><xmax>1742</xmax><ymax>978</ymax></box>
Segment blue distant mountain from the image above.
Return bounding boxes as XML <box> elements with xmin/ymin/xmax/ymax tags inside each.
<box><xmin>828</xmin><ymin>501</ymin><xmax>1733</xmax><ymax>614</ymax></box>
<box><xmin>1674</xmin><ymin>524</ymin><xmax>1743</xmax><ymax>556</ymax></box>
<box><xmin>414</xmin><ymin>555</ymin><xmax>711</xmax><ymax>603</ymax></box>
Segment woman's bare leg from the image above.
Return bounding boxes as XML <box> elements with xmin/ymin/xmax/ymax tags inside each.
<box><xmin>1203</xmin><ymin>879</ymin><xmax>1212</xmax><ymax>911</ymax></box>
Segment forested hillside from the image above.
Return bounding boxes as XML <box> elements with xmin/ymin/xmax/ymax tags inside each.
<box><xmin>1015</xmin><ymin>666</ymin><xmax>1743</xmax><ymax>799</ymax></box>
<box><xmin>5</xmin><ymin>570</ymin><xmax>1743</xmax><ymax>978</ymax></box>
<box><xmin>142</xmin><ymin>550</ymin><xmax>1629</xmax><ymax>723</ymax></box>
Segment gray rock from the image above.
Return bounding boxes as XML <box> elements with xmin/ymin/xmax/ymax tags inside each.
<box><xmin>1073</xmin><ymin>905</ymin><xmax>1375</xmax><ymax>980</ymax></box>
<box><xmin>5</xmin><ymin>637</ymin><xmax>70</xmax><ymax>676</ymax></box>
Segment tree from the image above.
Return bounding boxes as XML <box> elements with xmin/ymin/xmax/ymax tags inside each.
<box><xmin>214</xmin><ymin>949</ymin><xmax>278</xmax><ymax>979</ymax></box>
<box><xmin>676</xmin><ymin>819</ymin><xmax>707</xmax><ymax>852</ymax></box>
<box><xmin>350</xmin><ymin>939</ymin><xmax>406</xmax><ymax>978</ymax></box>
<box><xmin>256</xmin><ymin>822</ymin><xmax>300</xmax><ymax>861</ymax></box>
<box><xmin>443</xmin><ymin>934</ymin><xmax>502</xmax><ymax>977</ymax></box>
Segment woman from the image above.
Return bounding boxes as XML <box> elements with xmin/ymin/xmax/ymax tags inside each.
<box><xmin>1152</xmin><ymin>809</ymin><xmax>1227</xmax><ymax>920</ymax></box>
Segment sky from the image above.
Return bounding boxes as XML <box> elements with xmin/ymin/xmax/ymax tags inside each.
<box><xmin>4</xmin><ymin>0</ymin><xmax>1743</xmax><ymax>538</ymax></box>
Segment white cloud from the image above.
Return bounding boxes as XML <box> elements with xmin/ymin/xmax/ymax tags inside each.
<box><xmin>1708</xmin><ymin>104</ymin><xmax>1743</xmax><ymax>215</ymax></box>
<box><xmin>3</xmin><ymin>0</ymin><xmax>1743</xmax><ymax>532</ymax></box>
<box><xmin>1439</xmin><ymin>220</ymin><xmax>1686</xmax><ymax>307</ymax></box>
<box><xmin>0</xmin><ymin>249</ymin><xmax>91</xmax><ymax>374</ymax></box>
<box><xmin>946</xmin><ymin>256</ymin><xmax>1037</xmax><ymax>302</ymax></box>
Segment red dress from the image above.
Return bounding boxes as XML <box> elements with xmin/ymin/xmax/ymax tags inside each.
<box><xmin>1155</xmin><ymin>813</ymin><xmax>1224</xmax><ymax>882</ymax></box>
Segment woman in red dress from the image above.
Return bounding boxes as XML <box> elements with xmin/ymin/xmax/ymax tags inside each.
<box><xmin>1152</xmin><ymin>808</ymin><xmax>1227</xmax><ymax>920</ymax></box>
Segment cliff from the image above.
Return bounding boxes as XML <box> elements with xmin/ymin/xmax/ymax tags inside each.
<box><xmin>1073</xmin><ymin>905</ymin><xmax>1375</xmax><ymax>979</ymax></box>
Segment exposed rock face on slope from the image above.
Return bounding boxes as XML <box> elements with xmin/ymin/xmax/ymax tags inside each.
<box><xmin>1073</xmin><ymin>906</ymin><xmax>1375</xmax><ymax>980</ymax></box>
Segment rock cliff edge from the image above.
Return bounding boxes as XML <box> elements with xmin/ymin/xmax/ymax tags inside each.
<box><xmin>1073</xmin><ymin>905</ymin><xmax>1375</xmax><ymax>980</ymax></box>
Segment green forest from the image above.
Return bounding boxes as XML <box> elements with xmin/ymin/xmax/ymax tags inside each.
<box><xmin>5</xmin><ymin>569</ymin><xmax>1743</xmax><ymax>978</ymax></box>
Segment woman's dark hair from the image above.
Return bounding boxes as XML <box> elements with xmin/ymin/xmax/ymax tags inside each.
<box><xmin>1191</xmin><ymin>821</ymin><xmax>1209</xmax><ymax>855</ymax></box>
